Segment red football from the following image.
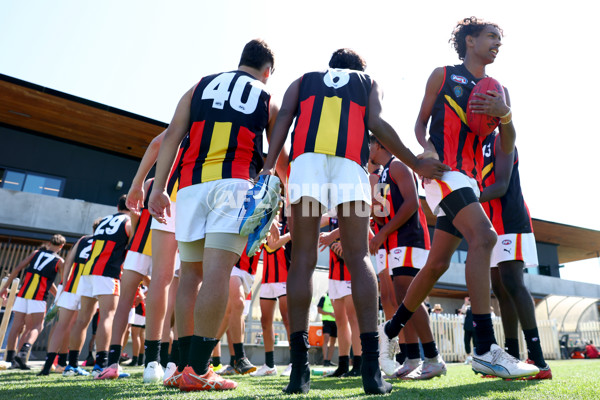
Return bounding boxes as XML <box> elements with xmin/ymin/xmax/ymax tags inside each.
<box><xmin>466</xmin><ymin>77</ymin><xmax>505</xmax><ymax>137</ymax></box>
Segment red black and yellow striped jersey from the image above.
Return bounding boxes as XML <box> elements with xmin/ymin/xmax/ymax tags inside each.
<box><xmin>86</xmin><ymin>212</ymin><xmax>130</xmax><ymax>279</ymax></box>
<box><xmin>429</xmin><ymin>64</ymin><xmax>485</xmax><ymax>185</ymax></box>
<box><xmin>377</xmin><ymin>158</ymin><xmax>431</xmax><ymax>251</ymax></box>
<box><xmin>166</xmin><ymin>135</ymin><xmax>189</xmax><ymax>202</ymax></box>
<box><xmin>481</xmin><ymin>133</ymin><xmax>533</xmax><ymax>235</ymax></box>
<box><xmin>290</xmin><ymin>69</ymin><xmax>372</xmax><ymax>167</ymax></box>
<box><xmin>18</xmin><ymin>249</ymin><xmax>62</xmax><ymax>301</ymax></box>
<box><xmin>262</xmin><ymin>247</ymin><xmax>288</xmax><ymax>284</ymax></box>
<box><xmin>128</xmin><ymin>181</ymin><xmax>153</xmax><ymax>256</ymax></box>
<box><xmin>64</xmin><ymin>235</ymin><xmax>94</xmax><ymax>294</ymax></box>
<box><xmin>328</xmin><ymin>218</ymin><xmax>351</xmax><ymax>281</ymax></box>
<box><xmin>179</xmin><ymin>71</ymin><xmax>271</xmax><ymax>188</ymax></box>
<box><xmin>236</xmin><ymin>244</ymin><xmax>262</xmax><ymax>276</ymax></box>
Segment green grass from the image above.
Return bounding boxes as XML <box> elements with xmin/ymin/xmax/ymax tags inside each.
<box><xmin>1</xmin><ymin>360</ymin><xmax>600</xmax><ymax>400</ymax></box>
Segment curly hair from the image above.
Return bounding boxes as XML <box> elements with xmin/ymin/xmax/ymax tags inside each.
<box><xmin>449</xmin><ymin>17</ymin><xmax>503</xmax><ymax>60</ymax></box>
<box><xmin>329</xmin><ymin>48</ymin><xmax>367</xmax><ymax>72</ymax></box>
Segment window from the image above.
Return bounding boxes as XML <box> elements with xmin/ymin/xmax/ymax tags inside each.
<box><xmin>0</xmin><ymin>167</ymin><xmax>65</xmax><ymax>197</ymax></box>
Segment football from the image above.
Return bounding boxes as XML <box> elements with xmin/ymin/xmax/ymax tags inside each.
<box><xmin>466</xmin><ymin>77</ymin><xmax>505</xmax><ymax>137</ymax></box>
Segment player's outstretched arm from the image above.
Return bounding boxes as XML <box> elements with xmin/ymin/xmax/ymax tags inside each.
<box><xmin>368</xmin><ymin>80</ymin><xmax>449</xmax><ymax>179</ymax></box>
<box><xmin>261</xmin><ymin>78</ymin><xmax>301</xmax><ymax>175</ymax></box>
<box><xmin>148</xmin><ymin>87</ymin><xmax>193</xmax><ymax>223</ymax></box>
<box><xmin>415</xmin><ymin>67</ymin><xmax>444</xmax><ymax>155</ymax></box>
<box><xmin>127</xmin><ymin>130</ymin><xmax>166</xmax><ymax>214</ymax></box>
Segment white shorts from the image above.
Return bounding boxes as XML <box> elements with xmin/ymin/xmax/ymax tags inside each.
<box><xmin>173</xmin><ymin>252</ymin><xmax>181</xmax><ymax>278</ymax></box>
<box><xmin>231</xmin><ymin>266</ymin><xmax>255</xmax><ymax>297</ymax></box>
<box><xmin>76</xmin><ymin>275</ymin><xmax>120</xmax><ymax>298</ymax></box>
<box><xmin>151</xmin><ymin>201</ymin><xmax>176</xmax><ymax>233</ymax></box>
<box><xmin>329</xmin><ymin>279</ymin><xmax>352</xmax><ymax>300</ymax></box>
<box><xmin>133</xmin><ymin>313</ymin><xmax>146</xmax><ymax>326</ymax></box>
<box><xmin>56</xmin><ymin>291</ymin><xmax>81</xmax><ymax>311</ymax></box>
<box><xmin>288</xmin><ymin>153</ymin><xmax>371</xmax><ymax>211</ymax></box>
<box><xmin>387</xmin><ymin>247</ymin><xmax>429</xmax><ymax>271</ymax></box>
<box><xmin>424</xmin><ymin>171</ymin><xmax>480</xmax><ymax>217</ymax></box>
<box><xmin>175</xmin><ymin>179</ymin><xmax>252</xmax><ymax>243</ymax></box>
<box><xmin>375</xmin><ymin>249</ymin><xmax>387</xmax><ymax>275</ymax></box>
<box><xmin>13</xmin><ymin>297</ymin><xmax>46</xmax><ymax>314</ymax></box>
<box><xmin>123</xmin><ymin>250</ymin><xmax>153</xmax><ymax>276</ymax></box>
<box><xmin>491</xmin><ymin>233</ymin><xmax>539</xmax><ymax>268</ymax></box>
<box><xmin>260</xmin><ymin>282</ymin><xmax>287</xmax><ymax>299</ymax></box>
<box><xmin>128</xmin><ymin>307</ymin><xmax>136</xmax><ymax>324</ymax></box>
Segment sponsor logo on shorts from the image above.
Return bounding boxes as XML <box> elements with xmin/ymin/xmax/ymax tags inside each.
<box><xmin>503</xmin><ymin>248</ymin><xmax>512</xmax><ymax>254</ymax></box>
<box><xmin>502</xmin><ymin>240</ymin><xmax>512</xmax><ymax>245</ymax></box>
<box><xmin>393</xmin><ymin>248</ymin><xmax>403</xmax><ymax>254</ymax></box>
<box><xmin>451</xmin><ymin>74</ymin><xmax>468</xmax><ymax>84</ymax></box>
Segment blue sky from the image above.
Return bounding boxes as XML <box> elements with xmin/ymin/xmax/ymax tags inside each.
<box><xmin>1</xmin><ymin>0</ymin><xmax>599</xmax><ymax>283</ymax></box>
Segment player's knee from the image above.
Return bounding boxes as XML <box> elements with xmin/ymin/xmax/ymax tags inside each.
<box><xmin>470</xmin><ymin>228</ymin><xmax>497</xmax><ymax>251</ymax></box>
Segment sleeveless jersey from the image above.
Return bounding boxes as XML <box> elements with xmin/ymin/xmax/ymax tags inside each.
<box><xmin>167</xmin><ymin>134</ymin><xmax>189</xmax><ymax>202</ymax></box>
<box><xmin>481</xmin><ymin>133</ymin><xmax>533</xmax><ymax>235</ymax></box>
<box><xmin>179</xmin><ymin>71</ymin><xmax>271</xmax><ymax>187</ymax></box>
<box><xmin>236</xmin><ymin>245</ymin><xmax>261</xmax><ymax>276</ymax></box>
<box><xmin>429</xmin><ymin>64</ymin><xmax>485</xmax><ymax>184</ymax></box>
<box><xmin>128</xmin><ymin>181</ymin><xmax>153</xmax><ymax>256</ymax></box>
<box><xmin>289</xmin><ymin>69</ymin><xmax>373</xmax><ymax>167</ymax></box>
<box><xmin>86</xmin><ymin>212</ymin><xmax>130</xmax><ymax>279</ymax></box>
<box><xmin>377</xmin><ymin>158</ymin><xmax>431</xmax><ymax>251</ymax></box>
<box><xmin>328</xmin><ymin>218</ymin><xmax>351</xmax><ymax>281</ymax></box>
<box><xmin>18</xmin><ymin>249</ymin><xmax>62</xmax><ymax>301</ymax></box>
<box><xmin>262</xmin><ymin>219</ymin><xmax>290</xmax><ymax>284</ymax></box>
<box><xmin>64</xmin><ymin>235</ymin><xmax>94</xmax><ymax>294</ymax></box>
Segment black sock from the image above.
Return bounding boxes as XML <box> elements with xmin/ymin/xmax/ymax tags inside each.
<box><xmin>6</xmin><ymin>350</ymin><xmax>15</xmax><ymax>363</ymax></box>
<box><xmin>351</xmin><ymin>355</ymin><xmax>362</xmax><ymax>370</ymax></box>
<box><xmin>57</xmin><ymin>353</ymin><xmax>67</xmax><ymax>367</ymax></box>
<box><xmin>397</xmin><ymin>343</ymin><xmax>407</xmax><ymax>364</ymax></box>
<box><xmin>289</xmin><ymin>331</ymin><xmax>309</xmax><ymax>366</ymax></box>
<box><xmin>229</xmin><ymin>355</ymin><xmax>235</xmax><ymax>367</ymax></box>
<box><xmin>265</xmin><ymin>351</ymin><xmax>274</xmax><ymax>368</ymax></box>
<box><xmin>178</xmin><ymin>336</ymin><xmax>192</xmax><ymax>371</ymax></box>
<box><xmin>108</xmin><ymin>344</ymin><xmax>122</xmax><ymax>366</ymax></box>
<box><xmin>523</xmin><ymin>328</ymin><xmax>546</xmax><ymax>368</ymax></box>
<box><xmin>473</xmin><ymin>313</ymin><xmax>496</xmax><ymax>355</ymax></box>
<box><xmin>18</xmin><ymin>343</ymin><xmax>31</xmax><ymax>357</ymax></box>
<box><xmin>137</xmin><ymin>353</ymin><xmax>144</xmax><ymax>366</ymax></box>
<box><xmin>386</xmin><ymin>304</ymin><xmax>413</xmax><ymax>339</ymax></box>
<box><xmin>170</xmin><ymin>340</ymin><xmax>180</xmax><ymax>365</ymax></box>
<box><xmin>160</xmin><ymin>342</ymin><xmax>170</xmax><ymax>368</ymax></box>
<box><xmin>42</xmin><ymin>352</ymin><xmax>57</xmax><ymax>373</ymax></box>
<box><xmin>95</xmin><ymin>351</ymin><xmax>108</xmax><ymax>368</ymax></box>
<box><xmin>406</xmin><ymin>343</ymin><xmax>421</xmax><ymax>359</ymax></box>
<box><xmin>68</xmin><ymin>350</ymin><xmax>80</xmax><ymax>368</ymax></box>
<box><xmin>144</xmin><ymin>340</ymin><xmax>160</xmax><ymax>366</ymax></box>
<box><xmin>360</xmin><ymin>332</ymin><xmax>392</xmax><ymax>395</ymax></box>
<box><xmin>422</xmin><ymin>341</ymin><xmax>439</xmax><ymax>359</ymax></box>
<box><xmin>211</xmin><ymin>356</ymin><xmax>221</xmax><ymax>367</ymax></box>
<box><xmin>188</xmin><ymin>336</ymin><xmax>218</xmax><ymax>376</ymax></box>
<box><xmin>129</xmin><ymin>356</ymin><xmax>138</xmax><ymax>366</ymax></box>
<box><xmin>233</xmin><ymin>343</ymin><xmax>245</xmax><ymax>361</ymax></box>
<box><xmin>505</xmin><ymin>338</ymin><xmax>520</xmax><ymax>359</ymax></box>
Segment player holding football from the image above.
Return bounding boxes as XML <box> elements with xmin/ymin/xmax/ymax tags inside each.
<box><xmin>378</xmin><ymin>17</ymin><xmax>539</xmax><ymax>379</ymax></box>
<box><xmin>480</xmin><ymin>132</ymin><xmax>552</xmax><ymax>379</ymax></box>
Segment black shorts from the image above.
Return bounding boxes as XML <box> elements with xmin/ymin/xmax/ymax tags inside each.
<box><xmin>391</xmin><ymin>267</ymin><xmax>420</xmax><ymax>278</ymax></box>
<box><xmin>435</xmin><ymin>216</ymin><xmax>464</xmax><ymax>239</ymax></box>
<box><xmin>322</xmin><ymin>320</ymin><xmax>337</xmax><ymax>338</ymax></box>
<box><xmin>439</xmin><ymin>187</ymin><xmax>478</xmax><ymax>223</ymax></box>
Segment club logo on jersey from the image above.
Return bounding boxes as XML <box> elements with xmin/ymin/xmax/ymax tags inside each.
<box><xmin>453</xmin><ymin>85</ymin><xmax>464</xmax><ymax>98</ymax></box>
<box><xmin>451</xmin><ymin>74</ymin><xmax>468</xmax><ymax>85</ymax></box>
<box><xmin>502</xmin><ymin>239</ymin><xmax>512</xmax><ymax>245</ymax></box>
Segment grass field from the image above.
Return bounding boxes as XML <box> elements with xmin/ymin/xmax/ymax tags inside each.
<box><xmin>1</xmin><ymin>360</ymin><xmax>600</xmax><ymax>400</ymax></box>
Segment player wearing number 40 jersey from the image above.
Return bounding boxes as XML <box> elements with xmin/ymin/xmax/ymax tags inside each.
<box><xmin>148</xmin><ymin>39</ymin><xmax>287</xmax><ymax>392</ymax></box>
<box><xmin>65</xmin><ymin>196</ymin><xmax>132</xmax><ymax>377</ymax></box>
<box><xmin>0</xmin><ymin>234</ymin><xmax>65</xmax><ymax>370</ymax></box>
